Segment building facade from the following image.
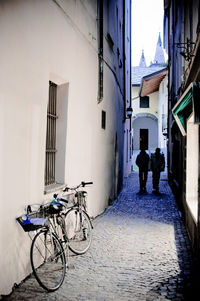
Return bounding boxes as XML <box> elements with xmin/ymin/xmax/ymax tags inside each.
<box><xmin>131</xmin><ymin>36</ymin><xmax>167</xmax><ymax>167</ymax></box>
<box><xmin>0</xmin><ymin>0</ymin><xmax>132</xmax><ymax>295</ymax></box>
<box><xmin>164</xmin><ymin>0</ymin><xmax>200</xmax><ymax>255</ymax></box>
<box><xmin>139</xmin><ymin>68</ymin><xmax>168</xmax><ymax>152</ymax></box>
<box><xmin>158</xmin><ymin>75</ymin><xmax>168</xmax><ymax>150</ymax></box>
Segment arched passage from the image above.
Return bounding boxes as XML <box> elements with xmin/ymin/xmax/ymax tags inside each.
<box><xmin>132</xmin><ymin>113</ymin><xmax>158</xmax><ymax>150</ymax></box>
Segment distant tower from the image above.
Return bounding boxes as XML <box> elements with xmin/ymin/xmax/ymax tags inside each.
<box><xmin>153</xmin><ymin>32</ymin><xmax>165</xmax><ymax>65</ymax></box>
<box><xmin>139</xmin><ymin>49</ymin><xmax>147</xmax><ymax>67</ymax></box>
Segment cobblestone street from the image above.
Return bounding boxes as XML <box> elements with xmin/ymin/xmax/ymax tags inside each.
<box><xmin>4</xmin><ymin>172</ymin><xmax>197</xmax><ymax>301</ymax></box>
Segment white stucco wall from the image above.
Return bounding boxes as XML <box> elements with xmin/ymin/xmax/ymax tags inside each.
<box><xmin>0</xmin><ymin>0</ymin><xmax>131</xmax><ymax>295</ymax></box>
<box><xmin>123</xmin><ymin>0</ymin><xmax>132</xmax><ymax>177</ymax></box>
<box><xmin>186</xmin><ymin>114</ymin><xmax>199</xmax><ymax>222</ymax></box>
<box><xmin>158</xmin><ymin>76</ymin><xmax>168</xmax><ymax>149</ymax></box>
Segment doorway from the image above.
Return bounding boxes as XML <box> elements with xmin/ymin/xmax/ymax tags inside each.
<box><xmin>140</xmin><ymin>129</ymin><xmax>148</xmax><ymax>150</ymax></box>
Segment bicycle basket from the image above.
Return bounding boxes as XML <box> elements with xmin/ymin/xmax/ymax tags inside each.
<box><xmin>16</xmin><ymin>205</ymin><xmax>48</xmax><ymax>232</ymax></box>
<box><xmin>17</xmin><ymin>214</ymin><xmax>47</xmax><ymax>232</ymax></box>
<box><xmin>75</xmin><ymin>191</ymin><xmax>87</xmax><ymax>208</ymax></box>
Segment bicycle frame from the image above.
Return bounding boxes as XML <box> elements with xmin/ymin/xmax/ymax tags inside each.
<box><xmin>48</xmin><ymin>214</ymin><xmax>69</xmax><ymax>254</ymax></box>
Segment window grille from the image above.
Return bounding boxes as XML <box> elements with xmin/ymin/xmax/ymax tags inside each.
<box><xmin>45</xmin><ymin>81</ymin><xmax>57</xmax><ymax>186</ymax></box>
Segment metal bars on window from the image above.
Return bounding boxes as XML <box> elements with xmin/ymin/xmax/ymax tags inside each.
<box><xmin>45</xmin><ymin>81</ymin><xmax>57</xmax><ymax>186</ymax></box>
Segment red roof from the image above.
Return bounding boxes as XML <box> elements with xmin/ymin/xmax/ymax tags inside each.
<box><xmin>139</xmin><ymin>68</ymin><xmax>167</xmax><ymax>97</ymax></box>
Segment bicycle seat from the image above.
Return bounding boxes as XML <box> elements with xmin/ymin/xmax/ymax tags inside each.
<box><xmin>49</xmin><ymin>200</ymin><xmax>64</xmax><ymax>214</ymax></box>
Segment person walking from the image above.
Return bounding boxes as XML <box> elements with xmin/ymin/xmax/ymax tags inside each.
<box><xmin>136</xmin><ymin>148</ymin><xmax>149</xmax><ymax>193</ymax></box>
<box><xmin>150</xmin><ymin>148</ymin><xmax>165</xmax><ymax>194</ymax></box>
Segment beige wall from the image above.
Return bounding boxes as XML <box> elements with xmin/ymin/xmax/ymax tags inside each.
<box><xmin>132</xmin><ymin>85</ymin><xmax>158</xmax><ymax>152</ymax></box>
<box><xmin>0</xmin><ymin>0</ymin><xmax>131</xmax><ymax>295</ymax></box>
<box><xmin>132</xmin><ymin>76</ymin><xmax>168</xmax><ymax>153</ymax></box>
<box><xmin>132</xmin><ymin>86</ymin><xmax>159</xmax><ymax>118</ymax></box>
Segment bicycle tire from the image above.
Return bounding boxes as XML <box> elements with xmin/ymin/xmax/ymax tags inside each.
<box><xmin>30</xmin><ymin>229</ymin><xmax>66</xmax><ymax>291</ymax></box>
<box><xmin>64</xmin><ymin>208</ymin><xmax>92</xmax><ymax>255</ymax></box>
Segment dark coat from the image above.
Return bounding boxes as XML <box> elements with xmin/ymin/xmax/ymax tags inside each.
<box><xmin>136</xmin><ymin>151</ymin><xmax>149</xmax><ymax>171</ymax></box>
<box><xmin>151</xmin><ymin>153</ymin><xmax>165</xmax><ymax>173</ymax></box>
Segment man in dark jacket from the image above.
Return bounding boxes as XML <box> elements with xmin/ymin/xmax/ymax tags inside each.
<box><xmin>136</xmin><ymin>148</ymin><xmax>149</xmax><ymax>193</ymax></box>
<box><xmin>151</xmin><ymin>148</ymin><xmax>165</xmax><ymax>194</ymax></box>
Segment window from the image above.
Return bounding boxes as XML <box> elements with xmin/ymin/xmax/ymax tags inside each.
<box><xmin>101</xmin><ymin>110</ymin><xmax>106</xmax><ymax>129</ymax></box>
<box><xmin>45</xmin><ymin>81</ymin><xmax>57</xmax><ymax>186</ymax></box>
<box><xmin>140</xmin><ymin>96</ymin><xmax>149</xmax><ymax>108</ymax></box>
<box><xmin>44</xmin><ymin>80</ymin><xmax>68</xmax><ymax>189</ymax></box>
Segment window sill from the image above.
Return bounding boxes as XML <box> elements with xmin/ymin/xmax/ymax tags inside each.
<box><xmin>44</xmin><ymin>183</ymin><xmax>66</xmax><ymax>195</ymax></box>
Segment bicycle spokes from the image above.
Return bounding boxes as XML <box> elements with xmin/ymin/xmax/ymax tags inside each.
<box><xmin>30</xmin><ymin>230</ymin><xmax>66</xmax><ymax>291</ymax></box>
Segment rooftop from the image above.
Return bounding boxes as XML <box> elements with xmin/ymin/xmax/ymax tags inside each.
<box><xmin>140</xmin><ymin>68</ymin><xmax>167</xmax><ymax>96</ymax></box>
<box><xmin>139</xmin><ymin>50</ymin><xmax>146</xmax><ymax>67</ymax></box>
<box><xmin>153</xmin><ymin>32</ymin><xmax>166</xmax><ymax>65</ymax></box>
<box><xmin>132</xmin><ymin>33</ymin><xmax>167</xmax><ymax>86</ymax></box>
<box><xmin>132</xmin><ymin>66</ymin><xmax>165</xmax><ymax>85</ymax></box>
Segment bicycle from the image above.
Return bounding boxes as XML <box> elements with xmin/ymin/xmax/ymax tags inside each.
<box><xmin>17</xmin><ymin>202</ymin><xmax>68</xmax><ymax>292</ymax></box>
<box><xmin>46</xmin><ymin>181</ymin><xmax>93</xmax><ymax>256</ymax></box>
<box><xmin>16</xmin><ymin>181</ymin><xmax>93</xmax><ymax>291</ymax></box>
<box><xmin>60</xmin><ymin>181</ymin><xmax>93</xmax><ymax>255</ymax></box>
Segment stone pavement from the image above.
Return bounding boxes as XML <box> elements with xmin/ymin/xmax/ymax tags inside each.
<box><xmin>3</xmin><ymin>172</ymin><xmax>197</xmax><ymax>300</ymax></box>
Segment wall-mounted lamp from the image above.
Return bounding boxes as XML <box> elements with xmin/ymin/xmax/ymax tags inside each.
<box><xmin>162</xmin><ymin>127</ymin><xmax>168</xmax><ymax>137</ymax></box>
<box><xmin>126</xmin><ymin>106</ymin><xmax>133</xmax><ymax>119</ymax></box>
<box><xmin>176</xmin><ymin>38</ymin><xmax>195</xmax><ymax>61</ymax></box>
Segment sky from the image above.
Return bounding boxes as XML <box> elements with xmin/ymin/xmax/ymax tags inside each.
<box><xmin>132</xmin><ymin>0</ymin><xmax>165</xmax><ymax>66</ymax></box>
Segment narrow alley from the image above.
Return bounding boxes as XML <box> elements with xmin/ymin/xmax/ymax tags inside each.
<box><xmin>4</xmin><ymin>172</ymin><xmax>195</xmax><ymax>301</ymax></box>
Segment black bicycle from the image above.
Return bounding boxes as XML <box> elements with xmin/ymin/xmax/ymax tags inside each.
<box><xmin>60</xmin><ymin>181</ymin><xmax>93</xmax><ymax>255</ymax></box>
<box><xmin>17</xmin><ymin>202</ymin><xmax>67</xmax><ymax>292</ymax></box>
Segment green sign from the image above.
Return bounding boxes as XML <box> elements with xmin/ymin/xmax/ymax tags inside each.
<box><xmin>172</xmin><ymin>83</ymin><xmax>198</xmax><ymax>136</ymax></box>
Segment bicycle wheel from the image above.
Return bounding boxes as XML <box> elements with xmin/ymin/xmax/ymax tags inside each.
<box><xmin>65</xmin><ymin>209</ymin><xmax>92</xmax><ymax>255</ymax></box>
<box><xmin>30</xmin><ymin>229</ymin><xmax>66</xmax><ymax>291</ymax></box>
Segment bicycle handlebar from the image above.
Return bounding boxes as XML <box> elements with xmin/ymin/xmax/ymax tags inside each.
<box><xmin>63</xmin><ymin>181</ymin><xmax>93</xmax><ymax>192</ymax></box>
<box><xmin>81</xmin><ymin>181</ymin><xmax>93</xmax><ymax>187</ymax></box>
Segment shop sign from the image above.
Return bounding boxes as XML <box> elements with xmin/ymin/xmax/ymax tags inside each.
<box><xmin>172</xmin><ymin>82</ymin><xmax>200</xmax><ymax>136</ymax></box>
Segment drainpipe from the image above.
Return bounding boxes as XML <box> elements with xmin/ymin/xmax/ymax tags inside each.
<box><xmin>123</xmin><ymin>0</ymin><xmax>126</xmax><ymax>122</ymax></box>
<box><xmin>97</xmin><ymin>0</ymin><xmax>103</xmax><ymax>103</ymax></box>
<box><xmin>129</xmin><ymin>0</ymin><xmax>132</xmax><ymax>132</ymax></box>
